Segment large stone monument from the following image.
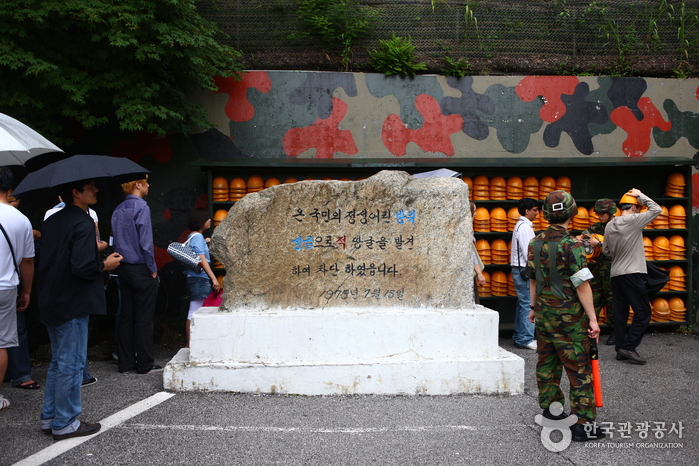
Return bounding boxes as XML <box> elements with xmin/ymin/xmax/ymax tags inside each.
<box><xmin>164</xmin><ymin>171</ymin><xmax>523</xmax><ymax>394</ymax></box>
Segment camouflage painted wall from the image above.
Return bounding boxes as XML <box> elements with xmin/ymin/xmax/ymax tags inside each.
<box><xmin>193</xmin><ymin>72</ymin><xmax>699</xmax><ymax>162</ymax></box>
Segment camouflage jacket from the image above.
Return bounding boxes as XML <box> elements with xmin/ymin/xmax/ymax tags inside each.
<box><xmin>527</xmin><ymin>224</ymin><xmax>591</xmax><ymax>332</ymax></box>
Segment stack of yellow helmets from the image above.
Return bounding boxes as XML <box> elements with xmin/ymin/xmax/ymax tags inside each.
<box><xmin>264</xmin><ymin>177</ymin><xmax>281</xmax><ymax>188</ymax></box>
<box><xmin>537</xmin><ymin>210</ymin><xmax>549</xmax><ymax>231</ymax></box>
<box><xmin>588</xmin><ymin>206</ymin><xmax>599</xmax><ymax>223</ymax></box>
<box><xmin>490</xmin><ymin>270</ymin><xmax>508</xmax><ymax>296</ymax></box>
<box><xmin>229</xmin><ymin>178</ymin><xmax>247</xmax><ymax>201</ymax></box>
<box><xmin>212</xmin><ymin>177</ymin><xmax>229</xmax><ymax>202</ymax></box>
<box><xmin>643</xmin><ymin>237</ymin><xmax>654</xmax><ymax>260</ymax></box>
<box><xmin>507</xmin><ymin>273</ymin><xmax>516</xmax><ymax>296</ymax></box>
<box><xmin>507</xmin><ymin>207</ymin><xmax>520</xmax><ymax>230</ymax></box>
<box><xmin>478</xmin><ymin>271</ymin><xmax>491</xmax><ymax>297</ymax></box>
<box><xmin>213</xmin><ymin>209</ymin><xmax>228</xmax><ymax>227</ymax></box>
<box><xmin>462</xmin><ymin>177</ymin><xmax>473</xmax><ymax>195</ymax></box>
<box><xmin>476</xmin><ymin>239</ymin><xmax>491</xmax><ymax>264</ymax></box>
<box><xmin>283</xmin><ymin>177</ymin><xmax>298</xmax><ymax>184</ymax></box>
<box><xmin>472</xmin><ymin>176</ymin><xmax>490</xmax><ymax>200</ymax></box>
<box><xmin>506</xmin><ymin>176</ymin><xmax>523</xmax><ymax>200</ymax></box>
<box><xmin>572</xmin><ymin>206</ymin><xmax>589</xmax><ymax>230</ymax></box>
<box><xmin>523</xmin><ymin>176</ymin><xmax>539</xmax><ymax>198</ymax></box>
<box><xmin>650</xmin><ymin>205</ymin><xmax>669</xmax><ymax>229</ymax></box>
<box><xmin>651</xmin><ymin>298</ymin><xmax>671</xmax><ymax>322</ymax></box>
<box><xmin>665</xmin><ymin>172</ymin><xmax>685</xmax><ymax>197</ymax></box>
<box><xmin>489</xmin><ymin>208</ymin><xmax>508</xmax><ymax>232</ymax></box>
<box><xmin>474</xmin><ymin>207</ymin><xmax>491</xmax><ymax>232</ymax></box>
<box><xmin>539</xmin><ymin>176</ymin><xmax>556</xmax><ymax>199</ymax></box>
<box><xmin>668</xmin><ymin>297</ymin><xmax>686</xmax><ymax>322</ymax></box>
<box><xmin>489</xmin><ymin>176</ymin><xmax>507</xmax><ymax>200</ymax></box>
<box><xmin>652</xmin><ymin>236</ymin><xmax>670</xmax><ymax>260</ymax></box>
<box><xmin>555</xmin><ymin>176</ymin><xmax>572</xmax><ymax>193</ymax></box>
<box><xmin>669</xmin><ymin>235</ymin><xmax>686</xmax><ymax>260</ymax></box>
<box><xmin>667</xmin><ymin>265</ymin><xmax>686</xmax><ymax>290</ymax></box>
<box><xmin>669</xmin><ymin>205</ymin><xmax>686</xmax><ymax>228</ymax></box>
<box><xmin>247</xmin><ymin>175</ymin><xmax>264</xmax><ymax>193</ymax></box>
<box><xmin>490</xmin><ymin>239</ymin><xmax>509</xmax><ymax>264</ymax></box>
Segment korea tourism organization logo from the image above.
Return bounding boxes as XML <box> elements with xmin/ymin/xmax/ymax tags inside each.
<box><xmin>534</xmin><ymin>402</ymin><xmax>578</xmax><ymax>452</ymax></box>
<box><xmin>534</xmin><ymin>402</ymin><xmax>685</xmax><ymax>452</ymax></box>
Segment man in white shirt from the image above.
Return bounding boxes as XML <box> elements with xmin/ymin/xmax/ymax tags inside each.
<box><xmin>0</xmin><ymin>167</ymin><xmax>35</xmax><ymax>412</ymax></box>
<box><xmin>510</xmin><ymin>198</ymin><xmax>539</xmax><ymax>349</ymax></box>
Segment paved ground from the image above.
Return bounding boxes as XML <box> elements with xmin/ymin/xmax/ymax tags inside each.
<box><xmin>1</xmin><ymin>332</ymin><xmax>697</xmax><ymax>466</ymax></box>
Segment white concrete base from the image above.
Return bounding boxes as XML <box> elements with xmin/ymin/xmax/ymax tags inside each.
<box><xmin>164</xmin><ymin>306</ymin><xmax>524</xmax><ymax>395</ymax></box>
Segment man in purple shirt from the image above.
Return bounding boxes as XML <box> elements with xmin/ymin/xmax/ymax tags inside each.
<box><xmin>111</xmin><ymin>176</ymin><xmax>161</xmax><ymax>374</ymax></box>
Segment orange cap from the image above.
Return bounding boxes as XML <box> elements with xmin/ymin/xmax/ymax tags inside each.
<box><xmin>213</xmin><ymin>177</ymin><xmax>228</xmax><ymax>189</ymax></box>
<box><xmin>213</xmin><ymin>209</ymin><xmax>228</xmax><ymax>222</ymax></box>
<box><xmin>229</xmin><ymin>178</ymin><xmax>246</xmax><ymax>190</ymax></box>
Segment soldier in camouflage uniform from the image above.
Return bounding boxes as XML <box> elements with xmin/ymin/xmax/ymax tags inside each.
<box><xmin>525</xmin><ymin>190</ymin><xmax>603</xmax><ymax>442</ymax></box>
<box><xmin>582</xmin><ymin>199</ymin><xmax>617</xmax><ymax>346</ymax></box>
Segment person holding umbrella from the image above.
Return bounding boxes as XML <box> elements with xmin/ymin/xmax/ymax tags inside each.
<box><xmin>38</xmin><ymin>179</ymin><xmax>122</xmax><ymax>439</ymax></box>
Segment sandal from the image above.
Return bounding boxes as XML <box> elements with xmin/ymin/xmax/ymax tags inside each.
<box><xmin>17</xmin><ymin>381</ymin><xmax>41</xmax><ymax>390</ymax></box>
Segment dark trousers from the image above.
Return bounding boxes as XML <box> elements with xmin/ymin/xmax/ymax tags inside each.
<box><xmin>611</xmin><ymin>273</ymin><xmax>651</xmax><ymax>352</ymax></box>
<box><xmin>116</xmin><ymin>263</ymin><xmax>159</xmax><ymax>373</ymax></box>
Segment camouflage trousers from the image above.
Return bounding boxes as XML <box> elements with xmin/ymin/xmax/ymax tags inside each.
<box><xmin>590</xmin><ymin>275</ymin><xmax>614</xmax><ymax>327</ymax></box>
<box><xmin>536</xmin><ymin>326</ymin><xmax>596</xmax><ymax>424</ymax></box>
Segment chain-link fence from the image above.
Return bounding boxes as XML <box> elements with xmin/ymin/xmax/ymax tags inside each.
<box><xmin>198</xmin><ymin>0</ymin><xmax>699</xmax><ymax>72</ymax></box>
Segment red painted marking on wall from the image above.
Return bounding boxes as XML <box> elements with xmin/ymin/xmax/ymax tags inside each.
<box><xmin>381</xmin><ymin>95</ymin><xmax>464</xmax><ymax>157</ymax></box>
<box><xmin>696</xmin><ymin>85</ymin><xmax>699</xmax><ymax>100</ymax></box>
<box><xmin>110</xmin><ymin>133</ymin><xmax>172</xmax><ymax>163</ymax></box>
<box><xmin>283</xmin><ymin>97</ymin><xmax>358</xmax><ymax>159</ymax></box>
<box><xmin>515</xmin><ymin>76</ymin><xmax>579</xmax><ymax>122</ymax></box>
<box><xmin>155</xmin><ymin>245</ymin><xmax>174</xmax><ymax>269</ymax></box>
<box><xmin>610</xmin><ymin>97</ymin><xmax>672</xmax><ymax>157</ymax></box>
<box><xmin>214</xmin><ymin>72</ymin><xmax>272</xmax><ymax>122</ymax></box>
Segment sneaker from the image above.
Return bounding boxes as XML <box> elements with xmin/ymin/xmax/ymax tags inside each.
<box><xmin>519</xmin><ymin>341</ymin><xmax>537</xmax><ymax>350</ymax></box>
<box><xmin>81</xmin><ymin>377</ymin><xmax>98</xmax><ymax>387</ymax></box>
<box><xmin>53</xmin><ymin>421</ymin><xmax>101</xmax><ymax>441</ymax></box>
<box><xmin>0</xmin><ymin>395</ymin><xmax>9</xmax><ymax>413</ymax></box>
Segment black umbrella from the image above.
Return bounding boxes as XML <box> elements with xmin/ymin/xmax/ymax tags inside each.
<box><xmin>12</xmin><ymin>154</ymin><xmax>150</xmax><ymax>198</ymax></box>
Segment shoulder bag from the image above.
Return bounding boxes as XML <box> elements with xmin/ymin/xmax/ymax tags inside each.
<box><xmin>167</xmin><ymin>233</ymin><xmax>204</xmax><ymax>273</ymax></box>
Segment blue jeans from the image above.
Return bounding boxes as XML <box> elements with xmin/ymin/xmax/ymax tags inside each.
<box><xmin>40</xmin><ymin>315</ymin><xmax>88</xmax><ymax>433</ymax></box>
<box><xmin>7</xmin><ymin>311</ymin><xmax>33</xmax><ymax>386</ymax></box>
<box><xmin>512</xmin><ymin>267</ymin><xmax>535</xmax><ymax>346</ymax></box>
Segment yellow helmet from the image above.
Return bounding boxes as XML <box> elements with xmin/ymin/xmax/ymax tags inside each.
<box><xmin>619</xmin><ymin>191</ymin><xmax>642</xmax><ymax>206</ymax></box>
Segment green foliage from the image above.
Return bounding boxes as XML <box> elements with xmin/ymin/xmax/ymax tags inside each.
<box><xmin>0</xmin><ymin>0</ymin><xmax>244</xmax><ymax>145</ymax></box>
<box><xmin>294</xmin><ymin>0</ymin><xmax>380</xmax><ymax>72</ymax></box>
<box><xmin>369</xmin><ymin>34</ymin><xmax>427</xmax><ymax>77</ymax></box>
<box><xmin>440</xmin><ymin>54</ymin><xmax>471</xmax><ymax>77</ymax></box>
<box><xmin>667</xmin><ymin>1</ymin><xmax>699</xmax><ymax>60</ymax></box>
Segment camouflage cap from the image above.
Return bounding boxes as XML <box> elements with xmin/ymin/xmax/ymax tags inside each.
<box><xmin>594</xmin><ymin>198</ymin><xmax>617</xmax><ymax>215</ymax></box>
<box><xmin>543</xmin><ymin>190</ymin><xmax>577</xmax><ymax>222</ymax></box>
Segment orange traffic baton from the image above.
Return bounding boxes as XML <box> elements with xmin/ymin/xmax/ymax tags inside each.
<box><xmin>590</xmin><ymin>339</ymin><xmax>603</xmax><ymax>408</ymax></box>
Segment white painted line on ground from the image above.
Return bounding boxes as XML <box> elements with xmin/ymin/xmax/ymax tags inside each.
<box><xmin>127</xmin><ymin>423</ymin><xmax>533</xmax><ymax>433</ymax></box>
<box><xmin>13</xmin><ymin>391</ymin><xmax>175</xmax><ymax>466</ymax></box>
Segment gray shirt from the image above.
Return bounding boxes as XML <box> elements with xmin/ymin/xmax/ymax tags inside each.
<box><xmin>603</xmin><ymin>193</ymin><xmax>660</xmax><ymax>278</ymax></box>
